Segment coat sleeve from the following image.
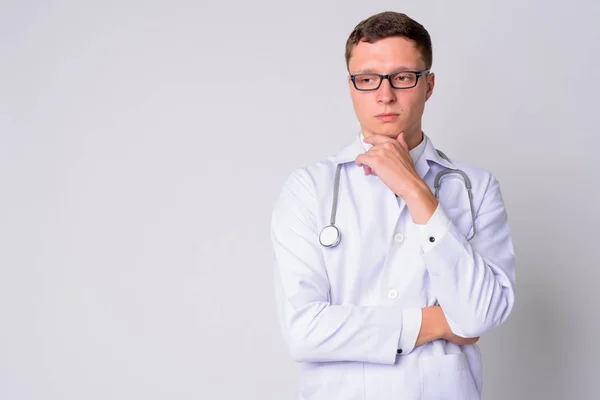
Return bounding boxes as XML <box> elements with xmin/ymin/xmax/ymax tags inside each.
<box><xmin>415</xmin><ymin>172</ymin><xmax>516</xmax><ymax>338</ymax></box>
<box><xmin>271</xmin><ymin>168</ymin><xmax>423</xmax><ymax>364</ymax></box>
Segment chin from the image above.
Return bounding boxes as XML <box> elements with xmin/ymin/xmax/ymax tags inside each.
<box><xmin>361</xmin><ymin>120</ymin><xmax>407</xmax><ymax>137</ymax></box>
<box><xmin>376</xmin><ymin>123</ymin><xmax>405</xmax><ymax>137</ymax></box>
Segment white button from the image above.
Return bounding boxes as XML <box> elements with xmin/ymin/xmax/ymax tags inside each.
<box><xmin>388</xmin><ymin>290</ymin><xmax>398</xmax><ymax>300</ymax></box>
<box><xmin>394</xmin><ymin>233</ymin><xmax>405</xmax><ymax>243</ymax></box>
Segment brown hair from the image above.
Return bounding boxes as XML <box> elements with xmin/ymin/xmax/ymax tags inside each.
<box><xmin>345</xmin><ymin>11</ymin><xmax>433</xmax><ymax>71</ymax></box>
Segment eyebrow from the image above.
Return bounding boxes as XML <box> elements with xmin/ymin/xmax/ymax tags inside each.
<box><xmin>352</xmin><ymin>66</ymin><xmax>418</xmax><ymax>74</ymax></box>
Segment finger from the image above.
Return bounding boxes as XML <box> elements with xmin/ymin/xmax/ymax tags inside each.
<box><xmin>396</xmin><ymin>132</ymin><xmax>409</xmax><ymax>151</ymax></box>
<box><xmin>355</xmin><ymin>153</ymin><xmax>372</xmax><ymax>166</ymax></box>
<box><xmin>366</xmin><ymin>166</ymin><xmax>377</xmax><ymax>176</ymax></box>
<box><xmin>362</xmin><ymin>134</ymin><xmax>397</xmax><ymax>146</ymax></box>
<box><xmin>355</xmin><ymin>153</ymin><xmax>378</xmax><ymax>172</ymax></box>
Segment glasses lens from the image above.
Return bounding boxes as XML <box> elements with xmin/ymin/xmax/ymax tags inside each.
<box><xmin>390</xmin><ymin>72</ymin><xmax>418</xmax><ymax>88</ymax></box>
<box><xmin>353</xmin><ymin>74</ymin><xmax>381</xmax><ymax>90</ymax></box>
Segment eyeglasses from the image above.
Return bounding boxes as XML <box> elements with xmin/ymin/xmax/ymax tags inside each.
<box><xmin>349</xmin><ymin>70</ymin><xmax>430</xmax><ymax>91</ymax></box>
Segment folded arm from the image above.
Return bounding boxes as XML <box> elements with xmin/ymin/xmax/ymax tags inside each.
<box><xmin>408</xmin><ymin>174</ymin><xmax>516</xmax><ymax>338</ymax></box>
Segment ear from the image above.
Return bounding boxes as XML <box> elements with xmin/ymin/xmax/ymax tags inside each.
<box><xmin>425</xmin><ymin>72</ymin><xmax>435</xmax><ymax>101</ymax></box>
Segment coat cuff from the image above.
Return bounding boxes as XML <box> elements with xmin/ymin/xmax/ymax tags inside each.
<box><xmin>412</xmin><ymin>203</ymin><xmax>452</xmax><ymax>254</ymax></box>
<box><xmin>396</xmin><ymin>307</ymin><xmax>422</xmax><ymax>356</ymax></box>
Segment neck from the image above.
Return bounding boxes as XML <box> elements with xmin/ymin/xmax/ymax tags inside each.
<box><xmin>404</xmin><ymin>130</ymin><xmax>424</xmax><ymax>150</ymax></box>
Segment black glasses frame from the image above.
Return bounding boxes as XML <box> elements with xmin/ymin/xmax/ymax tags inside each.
<box><xmin>349</xmin><ymin>69</ymin><xmax>431</xmax><ymax>91</ymax></box>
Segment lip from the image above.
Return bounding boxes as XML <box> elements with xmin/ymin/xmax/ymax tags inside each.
<box><xmin>376</xmin><ymin>113</ymin><xmax>399</xmax><ymax>122</ymax></box>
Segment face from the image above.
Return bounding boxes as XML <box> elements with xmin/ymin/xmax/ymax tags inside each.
<box><xmin>347</xmin><ymin>36</ymin><xmax>435</xmax><ymax>146</ymax></box>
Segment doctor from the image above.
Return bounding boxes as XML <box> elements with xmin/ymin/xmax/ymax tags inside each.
<box><xmin>270</xmin><ymin>11</ymin><xmax>515</xmax><ymax>400</ymax></box>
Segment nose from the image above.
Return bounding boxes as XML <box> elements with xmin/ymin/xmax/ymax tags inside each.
<box><xmin>376</xmin><ymin>77</ymin><xmax>397</xmax><ymax>104</ymax></box>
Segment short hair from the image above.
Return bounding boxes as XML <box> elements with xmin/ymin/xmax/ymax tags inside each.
<box><xmin>345</xmin><ymin>11</ymin><xmax>433</xmax><ymax>71</ymax></box>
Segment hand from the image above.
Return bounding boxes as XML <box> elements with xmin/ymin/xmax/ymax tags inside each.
<box><xmin>357</xmin><ymin>132</ymin><xmax>438</xmax><ymax>224</ymax></box>
<box><xmin>417</xmin><ymin>306</ymin><xmax>479</xmax><ymax>347</ymax></box>
<box><xmin>437</xmin><ymin>307</ymin><xmax>480</xmax><ymax>345</ymax></box>
<box><xmin>355</xmin><ymin>132</ymin><xmax>421</xmax><ymax>198</ymax></box>
<box><xmin>444</xmin><ymin>332</ymin><xmax>480</xmax><ymax>345</ymax></box>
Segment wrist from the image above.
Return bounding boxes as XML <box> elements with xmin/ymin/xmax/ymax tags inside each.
<box><xmin>405</xmin><ymin>181</ymin><xmax>438</xmax><ymax>225</ymax></box>
<box><xmin>404</xmin><ymin>179</ymin><xmax>433</xmax><ymax>203</ymax></box>
<box><xmin>430</xmin><ymin>306</ymin><xmax>449</xmax><ymax>340</ymax></box>
<box><xmin>435</xmin><ymin>307</ymin><xmax>452</xmax><ymax>340</ymax></box>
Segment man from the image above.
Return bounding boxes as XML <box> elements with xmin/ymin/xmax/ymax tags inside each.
<box><xmin>271</xmin><ymin>11</ymin><xmax>515</xmax><ymax>400</ymax></box>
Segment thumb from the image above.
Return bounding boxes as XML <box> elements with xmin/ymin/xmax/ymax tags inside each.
<box><xmin>396</xmin><ymin>132</ymin><xmax>408</xmax><ymax>151</ymax></box>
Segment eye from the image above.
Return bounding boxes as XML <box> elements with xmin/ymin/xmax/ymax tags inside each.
<box><xmin>393</xmin><ymin>73</ymin><xmax>413</xmax><ymax>82</ymax></box>
<box><xmin>352</xmin><ymin>74</ymin><xmax>380</xmax><ymax>89</ymax></box>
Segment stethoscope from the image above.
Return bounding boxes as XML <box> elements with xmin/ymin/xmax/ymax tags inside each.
<box><xmin>318</xmin><ymin>150</ymin><xmax>478</xmax><ymax>248</ymax></box>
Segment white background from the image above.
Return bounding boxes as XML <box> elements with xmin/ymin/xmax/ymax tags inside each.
<box><xmin>1</xmin><ymin>0</ymin><xmax>599</xmax><ymax>399</ymax></box>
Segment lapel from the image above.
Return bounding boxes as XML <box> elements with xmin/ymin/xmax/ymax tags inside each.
<box><xmin>334</xmin><ymin>132</ymin><xmax>366</xmax><ymax>164</ymax></box>
<box><xmin>414</xmin><ymin>134</ymin><xmax>455</xmax><ymax>180</ymax></box>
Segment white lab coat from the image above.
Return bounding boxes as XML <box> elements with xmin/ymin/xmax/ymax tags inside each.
<box><xmin>270</xmin><ymin>133</ymin><xmax>516</xmax><ymax>400</ymax></box>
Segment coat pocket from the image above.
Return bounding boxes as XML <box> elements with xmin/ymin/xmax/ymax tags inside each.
<box><xmin>419</xmin><ymin>353</ymin><xmax>480</xmax><ymax>400</ymax></box>
<box><xmin>298</xmin><ymin>362</ymin><xmax>364</xmax><ymax>400</ymax></box>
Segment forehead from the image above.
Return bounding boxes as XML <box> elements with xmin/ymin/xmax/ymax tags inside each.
<box><xmin>348</xmin><ymin>36</ymin><xmax>425</xmax><ymax>73</ymax></box>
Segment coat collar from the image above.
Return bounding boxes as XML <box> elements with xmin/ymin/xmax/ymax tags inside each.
<box><xmin>334</xmin><ymin>132</ymin><xmax>455</xmax><ymax>178</ymax></box>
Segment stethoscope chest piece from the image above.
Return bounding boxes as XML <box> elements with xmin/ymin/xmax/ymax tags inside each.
<box><xmin>319</xmin><ymin>224</ymin><xmax>340</xmax><ymax>247</ymax></box>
